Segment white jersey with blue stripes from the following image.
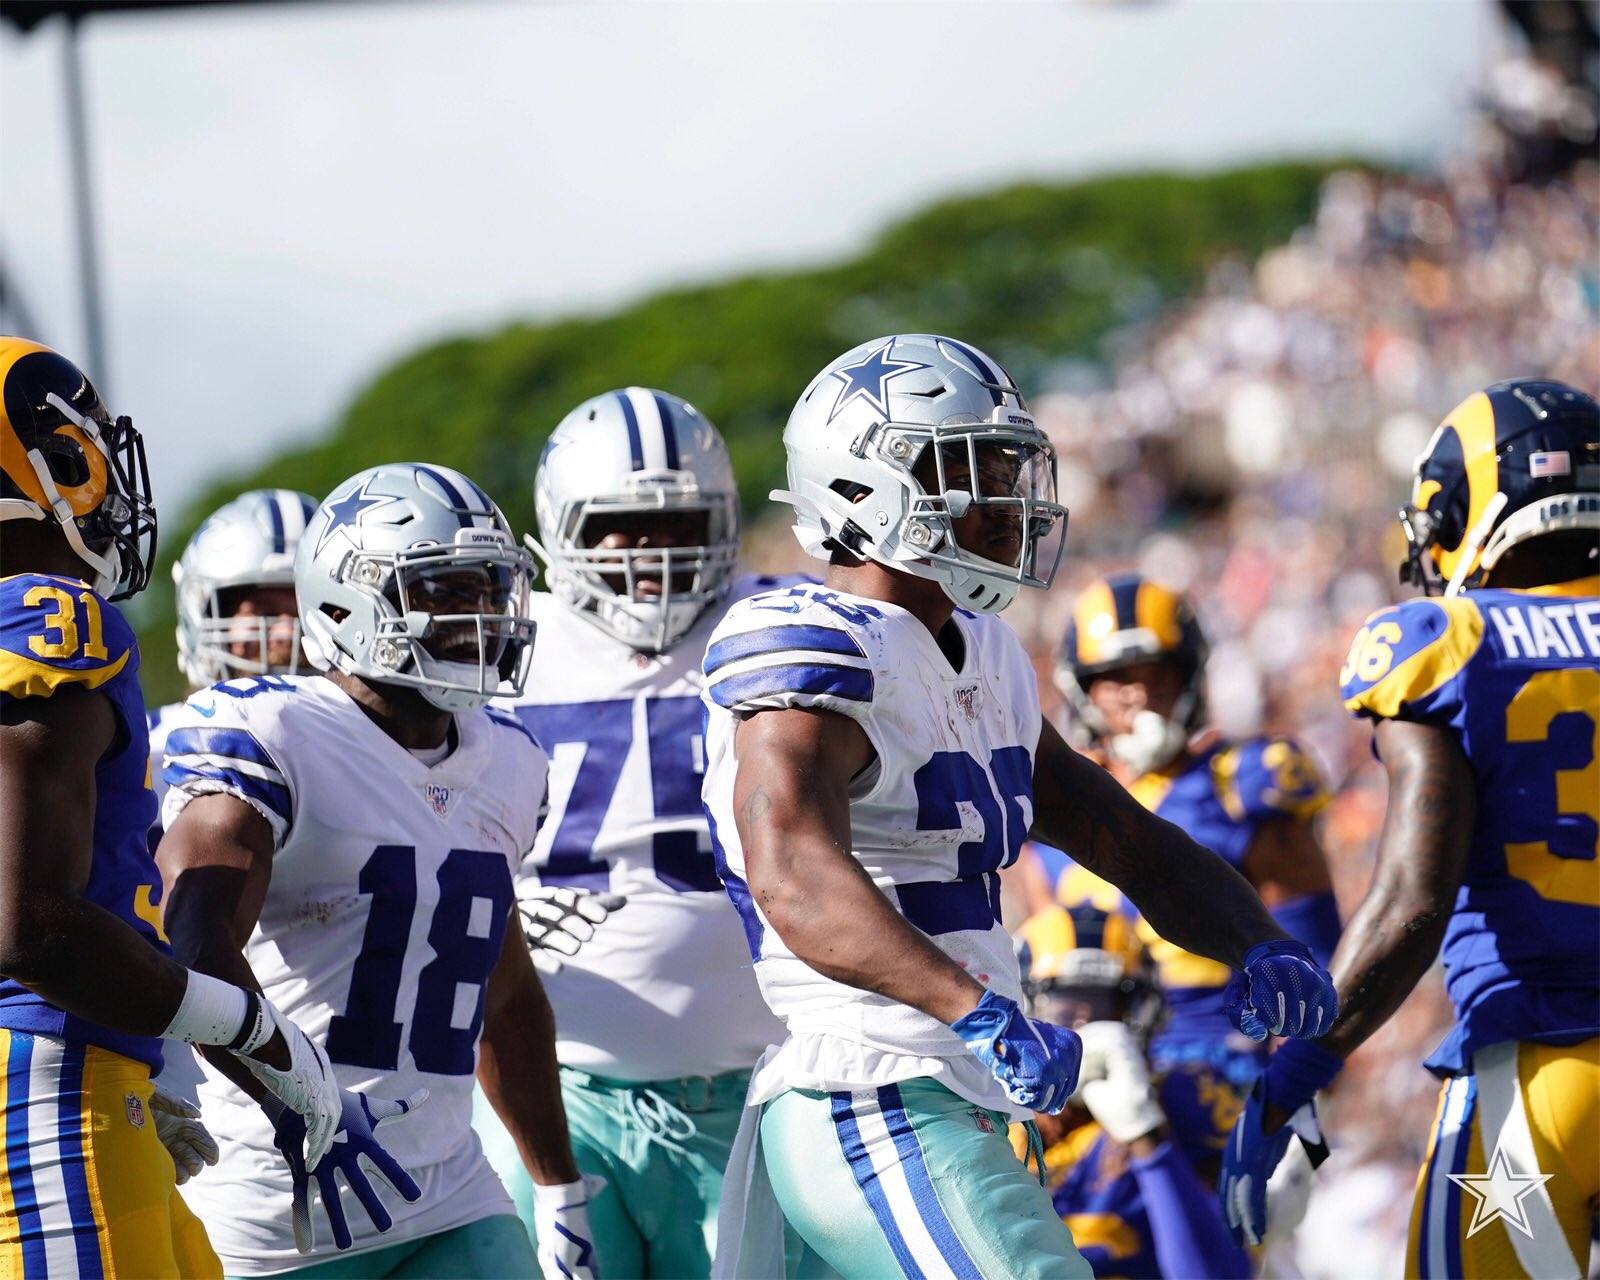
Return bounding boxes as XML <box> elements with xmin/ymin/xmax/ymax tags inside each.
<box><xmin>158</xmin><ymin>674</ymin><xmax>545</xmax><ymax>1270</ymax></box>
<box><xmin>700</xmin><ymin>583</ymin><xmax>1040</xmax><ymax>1116</ymax></box>
<box><xmin>146</xmin><ymin>701</ymin><xmax>183</xmax><ymax>814</ymax></box>
<box><xmin>496</xmin><ymin>574</ymin><xmax>793</xmax><ymax>1081</ymax></box>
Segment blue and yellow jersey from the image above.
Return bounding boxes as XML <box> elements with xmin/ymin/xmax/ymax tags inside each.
<box><xmin>1069</xmin><ymin>737</ymin><xmax>1328</xmax><ymax>1058</ymax></box>
<box><xmin>1341</xmin><ymin>580</ymin><xmax>1600</xmax><ymax>1075</ymax></box>
<box><xmin>0</xmin><ymin>573</ymin><xmax>168</xmax><ymax>1069</ymax></box>
<box><xmin>1032</xmin><ymin>1063</ymin><xmax>1246</xmax><ymax>1278</ymax></box>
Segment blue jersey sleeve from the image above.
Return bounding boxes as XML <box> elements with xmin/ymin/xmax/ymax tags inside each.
<box><xmin>1340</xmin><ymin>597</ymin><xmax>1485</xmax><ymax>729</ymax></box>
<box><xmin>1130</xmin><ymin>1141</ymin><xmax>1252</xmax><ymax>1279</ymax></box>
<box><xmin>0</xmin><ymin>574</ymin><xmax>135</xmax><ymax>700</ymax></box>
<box><xmin>1212</xmin><ymin>737</ymin><xmax>1329</xmax><ymax>824</ymax></box>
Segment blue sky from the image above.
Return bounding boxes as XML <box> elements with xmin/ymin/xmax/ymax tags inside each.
<box><xmin>2</xmin><ymin>0</ymin><xmax>1496</xmax><ymax>507</ymax></box>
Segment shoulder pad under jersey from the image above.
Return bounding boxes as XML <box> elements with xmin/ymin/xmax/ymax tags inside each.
<box><xmin>1211</xmin><ymin>736</ymin><xmax>1330</xmax><ymax>823</ymax></box>
<box><xmin>1340</xmin><ymin>597</ymin><xmax>1484</xmax><ymax>723</ymax></box>
<box><xmin>702</xmin><ymin>585</ymin><xmax>881</xmax><ymax>717</ymax></box>
<box><xmin>0</xmin><ymin>574</ymin><xmax>135</xmax><ymax>700</ymax></box>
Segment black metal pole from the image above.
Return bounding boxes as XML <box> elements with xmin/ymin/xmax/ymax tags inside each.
<box><xmin>61</xmin><ymin>13</ymin><xmax>108</xmax><ymax>389</ymax></box>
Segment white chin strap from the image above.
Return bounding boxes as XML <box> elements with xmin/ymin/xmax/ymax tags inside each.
<box><xmin>7</xmin><ymin>449</ymin><xmax>121</xmax><ymax>596</ymax></box>
<box><xmin>1444</xmin><ymin>492</ymin><xmax>1509</xmax><ymax>597</ymax></box>
<box><xmin>1107</xmin><ymin>709</ymin><xmax>1188</xmax><ymax>775</ymax></box>
<box><xmin>936</xmin><ymin>560</ymin><xmax>1018</xmax><ymax>614</ymax></box>
<box><xmin>414</xmin><ymin>659</ymin><xmax>493</xmax><ymax>712</ymax></box>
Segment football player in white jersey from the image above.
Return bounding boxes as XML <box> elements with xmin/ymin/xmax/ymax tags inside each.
<box><xmin>148</xmin><ymin>488</ymin><xmax>319</xmax><ymax>812</ymax></box>
<box><xmin>471</xmin><ymin>387</ymin><xmax>795</xmax><ymax>1278</ymax></box>
<box><xmin>146</xmin><ymin>490</ymin><xmax>321</xmax><ymax>1122</ymax></box>
<box><xmin>701</xmin><ymin>334</ymin><xmax>1341</xmax><ymax>1279</ymax></box>
<box><xmin>155</xmin><ymin>464</ymin><xmax>597</xmax><ymax>1279</ymax></box>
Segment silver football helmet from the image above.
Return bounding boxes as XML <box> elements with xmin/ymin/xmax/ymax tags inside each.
<box><xmin>173</xmin><ymin>489</ymin><xmax>317</xmax><ymax>687</ymax></box>
<box><xmin>530</xmin><ymin>387</ymin><xmax>739</xmax><ymax>651</ymax></box>
<box><xmin>775</xmin><ymin>334</ymin><xmax>1067</xmax><ymax>613</ymax></box>
<box><xmin>297</xmin><ymin>463</ymin><xmax>537</xmax><ymax>713</ymax></box>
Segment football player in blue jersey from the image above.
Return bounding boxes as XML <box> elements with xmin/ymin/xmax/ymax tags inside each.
<box><xmin>1221</xmin><ymin>377</ymin><xmax>1600</xmax><ymax>1279</ymax></box>
<box><xmin>1051</xmin><ymin>574</ymin><xmax>1343</xmax><ymax>1089</ymax></box>
<box><xmin>1013</xmin><ymin>892</ymin><xmax>1255</xmax><ymax>1279</ymax></box>
<box><xmin>0</xmin><ymin>338</ymin><xmax>415</xmax><ymax>1276</ymax></box>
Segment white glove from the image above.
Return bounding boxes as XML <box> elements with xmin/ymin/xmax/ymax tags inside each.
<box><xmin>150</xmin><ymin>1087</ymin><xmax>219</xmax><ymax>1185</ymax></box>
<box><xmin>1074</xmin><ymin>1021</ymin><xmax>1166</xmax><ymax>1145</ymax></box>
<box><xmin>239</xmin><ymin>997</ymin><xmax>344</xmax><ymax>1171</ymax></box>
<box><xmin>1262</xmin><ymin>1133</ymin><xmax>1315</xmax><ymax>1245</ymax></box>
<box><xmin>533</xmin><ymin>1176</ymin><xmax>604</xmax><ymax>1280</ymax></box>
<box><xmin>519</xmin><ymin>888</ymin><xmax>626</xmax><ymax>977</ymax></box>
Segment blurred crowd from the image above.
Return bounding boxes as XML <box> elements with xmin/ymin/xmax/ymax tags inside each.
<box><xmin>1035</xmin><ymin>157</ymin><xmax>1597</xmax><ymax>1278</ymax></box>
<box><xmin>746</xmin><ymin>154</ymin><xmax>1600</xmax><ymax>1277</ymax></box>
<box><xmin>1034</xmin><ymin>157</ymin><xmax>1597</xmax><ymax>1277</ymax></box>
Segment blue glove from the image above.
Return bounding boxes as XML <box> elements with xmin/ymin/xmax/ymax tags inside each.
<box><xmin>1223</xmin><ymin>939</ymin><xmax>1338</xmax><ymax>1041</ymax></box>
<box><xmin>1219</xmin><ymin>1039</ymin><xmax>1340</xmax><ymax>1245</ymax></box>
<box><xmin>950</xmin><ymin>990</ymin><xmax>1082</xmax><ymax>1114</ymax></box>
<box><xmin>269</xmin><ymin>1088</ymin><xmax>428</xmax><ymax>1253</ymax></box>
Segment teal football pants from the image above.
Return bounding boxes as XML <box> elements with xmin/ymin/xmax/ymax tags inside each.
<box><xmin>475</xmin><ymin>1065</ymin><xmax>757</xmax><ymax>1279</ymax></box>
<box><xmin>232</xmin><ymin>1214</ymin><xmax>534</xmax><ymax>1279</ymax></box>
<box><xmin>760</xmin><ymin>1078</ymin><xmax>1091</xmax><ymax>1280</ymax></box>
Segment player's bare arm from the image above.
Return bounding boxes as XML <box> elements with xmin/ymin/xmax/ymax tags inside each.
<box><xmin>0</xmin><ymin>685</ymin><xmax>191</xmax><ymax>1029</ymax></box>
<box><xmin>732</xmin><ymin>704</ymin><xmax>985</xmax><ymax>1024</ymax></box>
<box><xmin>157</xmin><ymin>790</ymin><xmax>280</xmax><ymax>1097</ymax></box>
<box><xmin>475</xmin><ymin>918</ymin><xmax>581</xmax><ymax>1185</ymax></box>
<box><xmin>2</xmin><ymin>686</ymin><xmax>313</xmax><ymax>1106</ymax></box>
<box><xmin>1242</xmin><ymin>817</ymin><xmax>1335</xmax><ymax>907</ymax></box>
<box><xmin>1315</xmin><ymin>720</ymin><xmax>1474</xmax><ymax>1061</ymax></box>
<box><xmin>1031</xmin><ymin>718</ymin><xmax>1288</xmax><ymax>969</ymax></box>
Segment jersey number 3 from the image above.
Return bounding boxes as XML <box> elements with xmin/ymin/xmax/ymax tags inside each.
<box><xmin>1505</xmin><ymin>669</ymin><xmax>1599</xmax><ymax>909</ymax></box>
<box><xmin>326</xmin><ymin>845</ymin><xmax>513</xmax><ymax>1075</ymax></box>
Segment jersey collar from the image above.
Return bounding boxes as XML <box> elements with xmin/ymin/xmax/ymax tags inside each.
<box><xmin>1514</xmin><ymin>575</ymin><xmax>1600</xmax><ymax>597</ymax></box>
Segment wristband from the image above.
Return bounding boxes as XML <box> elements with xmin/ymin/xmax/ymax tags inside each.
<box><xmin>1268</xmin><ymin>1037</ymin><xmax>1344</xmax><ymax>1105</ymax></box>
<box><xmin>532</xmin><ymin>1179</ymin><xmax>590</xmax><ymax>1210</ymax></box>
<box><xmin>162</xmin><ymin>969</ymin><xmax>262</xmax><ymax>1049</ymax></box>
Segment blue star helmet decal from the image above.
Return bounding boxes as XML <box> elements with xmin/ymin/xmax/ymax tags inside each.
<box><xmin>828</xmin><ymin>341</ymin><xmax>931</xmax><ymax>422</ymax></box>
<box><xmin>315</xmin><ymin>475</ymin><xmax>391</xmax><ymax>555</ymax></box>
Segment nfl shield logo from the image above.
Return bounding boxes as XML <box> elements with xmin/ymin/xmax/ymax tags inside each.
<box><xmin>424</xmin><ymin>783</ymin><xmax>452</xmax><ymax>818</ymax></box>
<box><xmin>125</xmin><ymin>1093</ymin><xmax>145</xmax><ymax>1129</ymax></box>
<box><xmin>954</xmin><ymin>683</ymin><xmax>981</xmax><ymax>721</ymax></box>
<box><xmin>969</xmin><ymin>1108</ymin><xmax>995</xmax><ymax>1134</ymax></box>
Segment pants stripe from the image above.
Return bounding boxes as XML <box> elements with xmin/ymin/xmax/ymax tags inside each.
<box><xmin>6</xmin><ymin>1033</ymin><xmax>46</xmax><ymax>1279</ymax></box>
<box><xmin>56</xmin><ymin>1044</ymin><xmax>103</xmax><ymax>1278</ymax></box>
<box><xmin>1474</xmin><ymin>1042</ymin><xmax>1581</xmax><ymax>1280</ymax></box>
<box><xmin>1411</xmin><ymin>1082</ymin><xmax>1448</xmax><ymax>1273</ymax></box>
<box><xmin>1422</xmin><ymin>1074</ymin><xmax>1470</xmax><ymax>1279</ymax></box>
<box><xmin>876</xmin><ymin>1086</ymin><xmax>983</xmax><ymax>1280</ymax></box>
<box><xmin>831</xmin><ymin>1092</ymin><xmax>926</xmax><ymax>1280</ymax></box>
<box><xmin>1442</xmin><ymin>1078</ymin><xmax>1474</xmax><ymax>1280</ymax></box>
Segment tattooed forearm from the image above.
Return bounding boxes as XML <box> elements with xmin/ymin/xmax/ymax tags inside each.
<box><xmin>1319</xmin><ymin>721</ymin><xmax>1473</xmax><ymax>1057</ymax></box>
<box><xmin>1031</xmin><ymin>721</ymin><xmax>1286</xmax><ymax>968</ymax></box>
<box><xmin>738</xmin><ymin>784</ymin><xmax>772</xmax><ymax>841</ymax></box>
